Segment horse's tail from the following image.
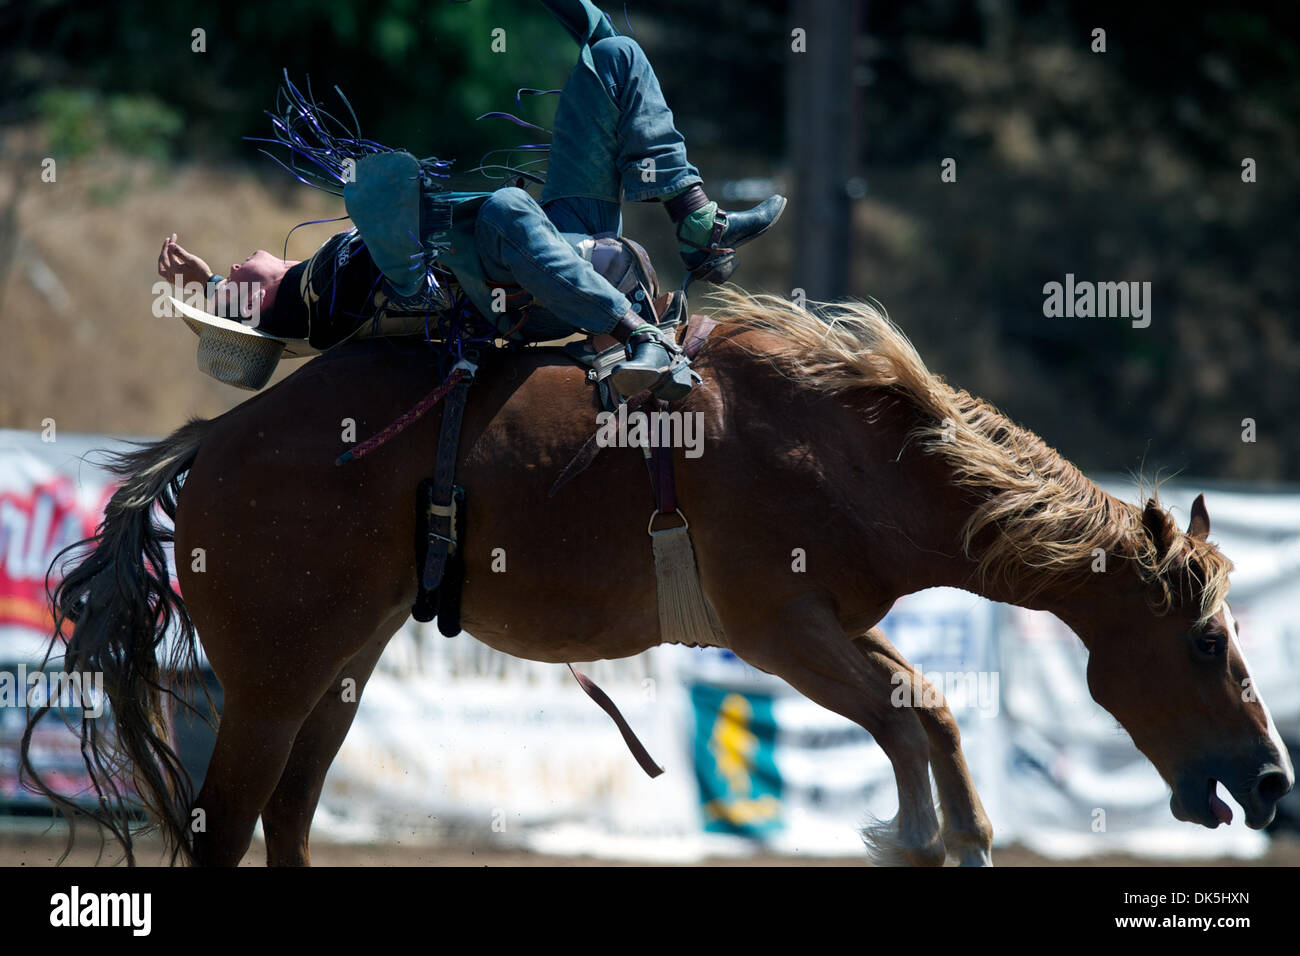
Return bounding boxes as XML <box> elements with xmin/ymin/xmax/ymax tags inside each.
<box><xmin>21</xmin><ymin>417</ymin><xmax>213</xmax><ymax>866</ymax></box>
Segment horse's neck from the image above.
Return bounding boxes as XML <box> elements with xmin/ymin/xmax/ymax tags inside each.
<box><xmin>912</xmin><ymin>476</ymin><xmax>1141</xmax><ymax>649</ymax></box>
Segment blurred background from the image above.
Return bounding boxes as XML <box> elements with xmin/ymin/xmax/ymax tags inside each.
<box><xmin>0</xmin><ymin>0</ymin><xmax>1298</xmax><ymax>865</ymax></box>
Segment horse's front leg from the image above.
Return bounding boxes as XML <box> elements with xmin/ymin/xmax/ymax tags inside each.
<box><xmin>854</xmin><ymin>626</ymin><xmax>994</xmax><ymax>866</ymax></box>
<box><xmin>722</xmin><ymin>593</ymin><xmax>945</xmax><ymax>866</ymax></box>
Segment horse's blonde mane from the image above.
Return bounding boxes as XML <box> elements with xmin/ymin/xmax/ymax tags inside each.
<box><xmin>702</xmin><ymin>285</ymin><xmax>1231</xmax><ymax>622</ymax></box>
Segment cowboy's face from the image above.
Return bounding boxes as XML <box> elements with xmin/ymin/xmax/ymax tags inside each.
<box><xmin>219</xmin><ymin>250</ymin><xmax>292</xmax><ymax>319</ymax></box>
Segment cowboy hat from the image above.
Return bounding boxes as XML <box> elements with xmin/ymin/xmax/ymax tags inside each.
<box><xmin>167</xmin><ymin>295</ymin><xmax>318</xmax><ymax>391</ymax></box>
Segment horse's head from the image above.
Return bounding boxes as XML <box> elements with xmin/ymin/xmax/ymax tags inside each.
<box><xmin>1081</xmin><ymin>494</ymin><xmax>1294</xmax><ymax>830</ymax></box>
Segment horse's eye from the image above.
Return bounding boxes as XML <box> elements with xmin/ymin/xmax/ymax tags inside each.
<box><xmin>1195</xmin><ymin>630</ymin><xmax>1226</xmax><ymax>659</ymax></box>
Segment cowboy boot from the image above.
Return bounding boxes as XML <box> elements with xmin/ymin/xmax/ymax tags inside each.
<box><xmin>666</xmin><ymin>184</ymin><xmax>788</xmax><ymax>284</ymax></box>
<box><xmin>608</xmin><ymin>311</ymin><xmax>695</xmax><ymax>400</ymax></box>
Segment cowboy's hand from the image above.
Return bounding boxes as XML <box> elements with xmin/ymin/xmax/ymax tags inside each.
<box><xmin>157</xmin><ymin>234</ymin><xmax>214</xmax><ymax>288</ymax></box>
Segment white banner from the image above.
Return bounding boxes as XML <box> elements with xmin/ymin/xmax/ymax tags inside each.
<box><xmin>314</xmin><ymin>631</ymin><xmax>704</xmax><ymax>861</ymax></box>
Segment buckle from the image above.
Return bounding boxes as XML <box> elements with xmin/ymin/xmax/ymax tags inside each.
<box><xmin>708</xmin><ymin>209</ymin><xmax>728</xmax><ymax>249</ymax></box>
<box><xmin>647</xmin><ymin>508</ymin><xmax>689</xmax><ymax>535</ymax></box>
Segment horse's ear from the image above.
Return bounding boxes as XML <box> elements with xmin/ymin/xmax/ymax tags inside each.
<box><xmin>1142</xmin><ymin>498</ymin><xmax>1175</xmax><ymax>557</ymax></box>
<box><xmin>1187</xmin><ymin>493</ymin><xmax>1211</xmax><ymax>541</ymax></box>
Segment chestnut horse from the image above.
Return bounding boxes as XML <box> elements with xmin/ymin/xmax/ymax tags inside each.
<box><xmin>26</xmin><ymin>286</ymin><xmax>1293</xmax><ymax>866</ymax></box>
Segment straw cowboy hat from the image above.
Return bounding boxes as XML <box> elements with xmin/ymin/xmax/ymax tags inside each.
<box><xmin>167</xmin><ymin>295</ymin><xmax>319</xmax><ymax>391</ymax></box>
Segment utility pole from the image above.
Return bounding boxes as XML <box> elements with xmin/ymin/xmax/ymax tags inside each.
<box><xmin>787</xmin><ymin>0</ymin><xmax>859</xmax><ymax>302</ymax></box>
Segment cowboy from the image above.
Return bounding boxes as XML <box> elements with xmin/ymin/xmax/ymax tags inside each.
<box><xmin>157</xmin><ymin>0</ymin><xmax>786</xmax><ymax>399</ymax></box>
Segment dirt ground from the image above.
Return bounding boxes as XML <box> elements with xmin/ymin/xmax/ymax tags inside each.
<box><xmin>2</xmin><ymin>827</ymin><xmax>1298</xmax><ymax>867</ymax></box>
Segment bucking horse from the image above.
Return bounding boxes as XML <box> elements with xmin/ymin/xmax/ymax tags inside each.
<box><xmin>23</xmin><ymin>285</ymin><xmax>1294</xmax><ymax>866</ymax></box>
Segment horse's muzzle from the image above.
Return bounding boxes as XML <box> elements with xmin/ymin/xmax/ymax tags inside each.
<box><xmin>1171</xmin><ymin>761</ymin><xmax>1293</xmax><ymax>830</ymax></box>
<box><xmin>1243</xmin><ymin>764</ymin><xmax>1293</xmax><ymax>829</ymax></box>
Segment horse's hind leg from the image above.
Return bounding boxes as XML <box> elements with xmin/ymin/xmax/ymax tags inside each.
<box><xmin>190</xmin><ymin>697</ymin><xmax>318</xmax><ymax>867</ymax></box>
<box><xmin>723</xmin><ymin>593</ymin><xmax>944</xmax><ymax>866</ymax></box>
<box><xmin>853</xmin><ymin>627</ymin><xmax>994</xmax><ymax>866</ymax></box>
<box><xmin>261</xmin><ymin>612</ymin><xmax>407</xmax><ymax>867</ymax></box>
<box><xmin>190</xmin><ymin>648</ymin><xmax>343</xmax><ymax>867</ymax></box>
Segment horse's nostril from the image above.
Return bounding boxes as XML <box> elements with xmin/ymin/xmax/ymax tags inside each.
<box><xmin>1254</xmin><ymin>769</ymin><xmax>1292</xmax><ymax>806</ymax></box>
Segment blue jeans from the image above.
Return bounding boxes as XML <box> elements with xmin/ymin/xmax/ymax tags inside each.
<box><xmin>473</xmin><ymin>34</ymin><xmax>702</xmax><ymax>340</ymax></box>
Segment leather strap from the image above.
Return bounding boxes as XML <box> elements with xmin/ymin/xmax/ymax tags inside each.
<box><xmin>705</xmin><ymin>210</ymin><xmax>728</xmax><ymax>251</ymax></box>
<box><xmin>663</xmin><ymin>183</ymin><xmax>709</xmax><ymax>223</ymax></box>
<box><xmin>422</xmin><ymin>372</ymin><xmax>473</xmax><ymax>591</ymax></box>
<box><xmin>682</xmin><ymin>314</ymin><xmax>718</xmax><ymax>360</ymax></box>
<box><xmin>644</xmin><ymin>315</ymin><xmax>724</xmax><ymax>527</ymax></box>
<box><xmin>616</xmin><ymin>235</ymin><xmax>660</xmax><ymax>300</ymax></box>
<box><xmin>677</xmin><ymin>208</ymin><xmax>731</xmax><ymax>255</ymax></box>
<box><xmin>645</xmin><ymin>397</ymin><xmax>682</xmax><ymax>532</ymax></box>
<box><xmin>568</xmin><ymin>664</ymin><xmax>663</xmax><ymax>778</ymax></box>
<box><xmin>652</xmin><ymin>292</ymin><xmax>673</xmax><ymax>322</ymax></box>
<box><xmin>653</xmin><ymin>399</ymin><xmax>677</xmax><ymax>514</ymax></box>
